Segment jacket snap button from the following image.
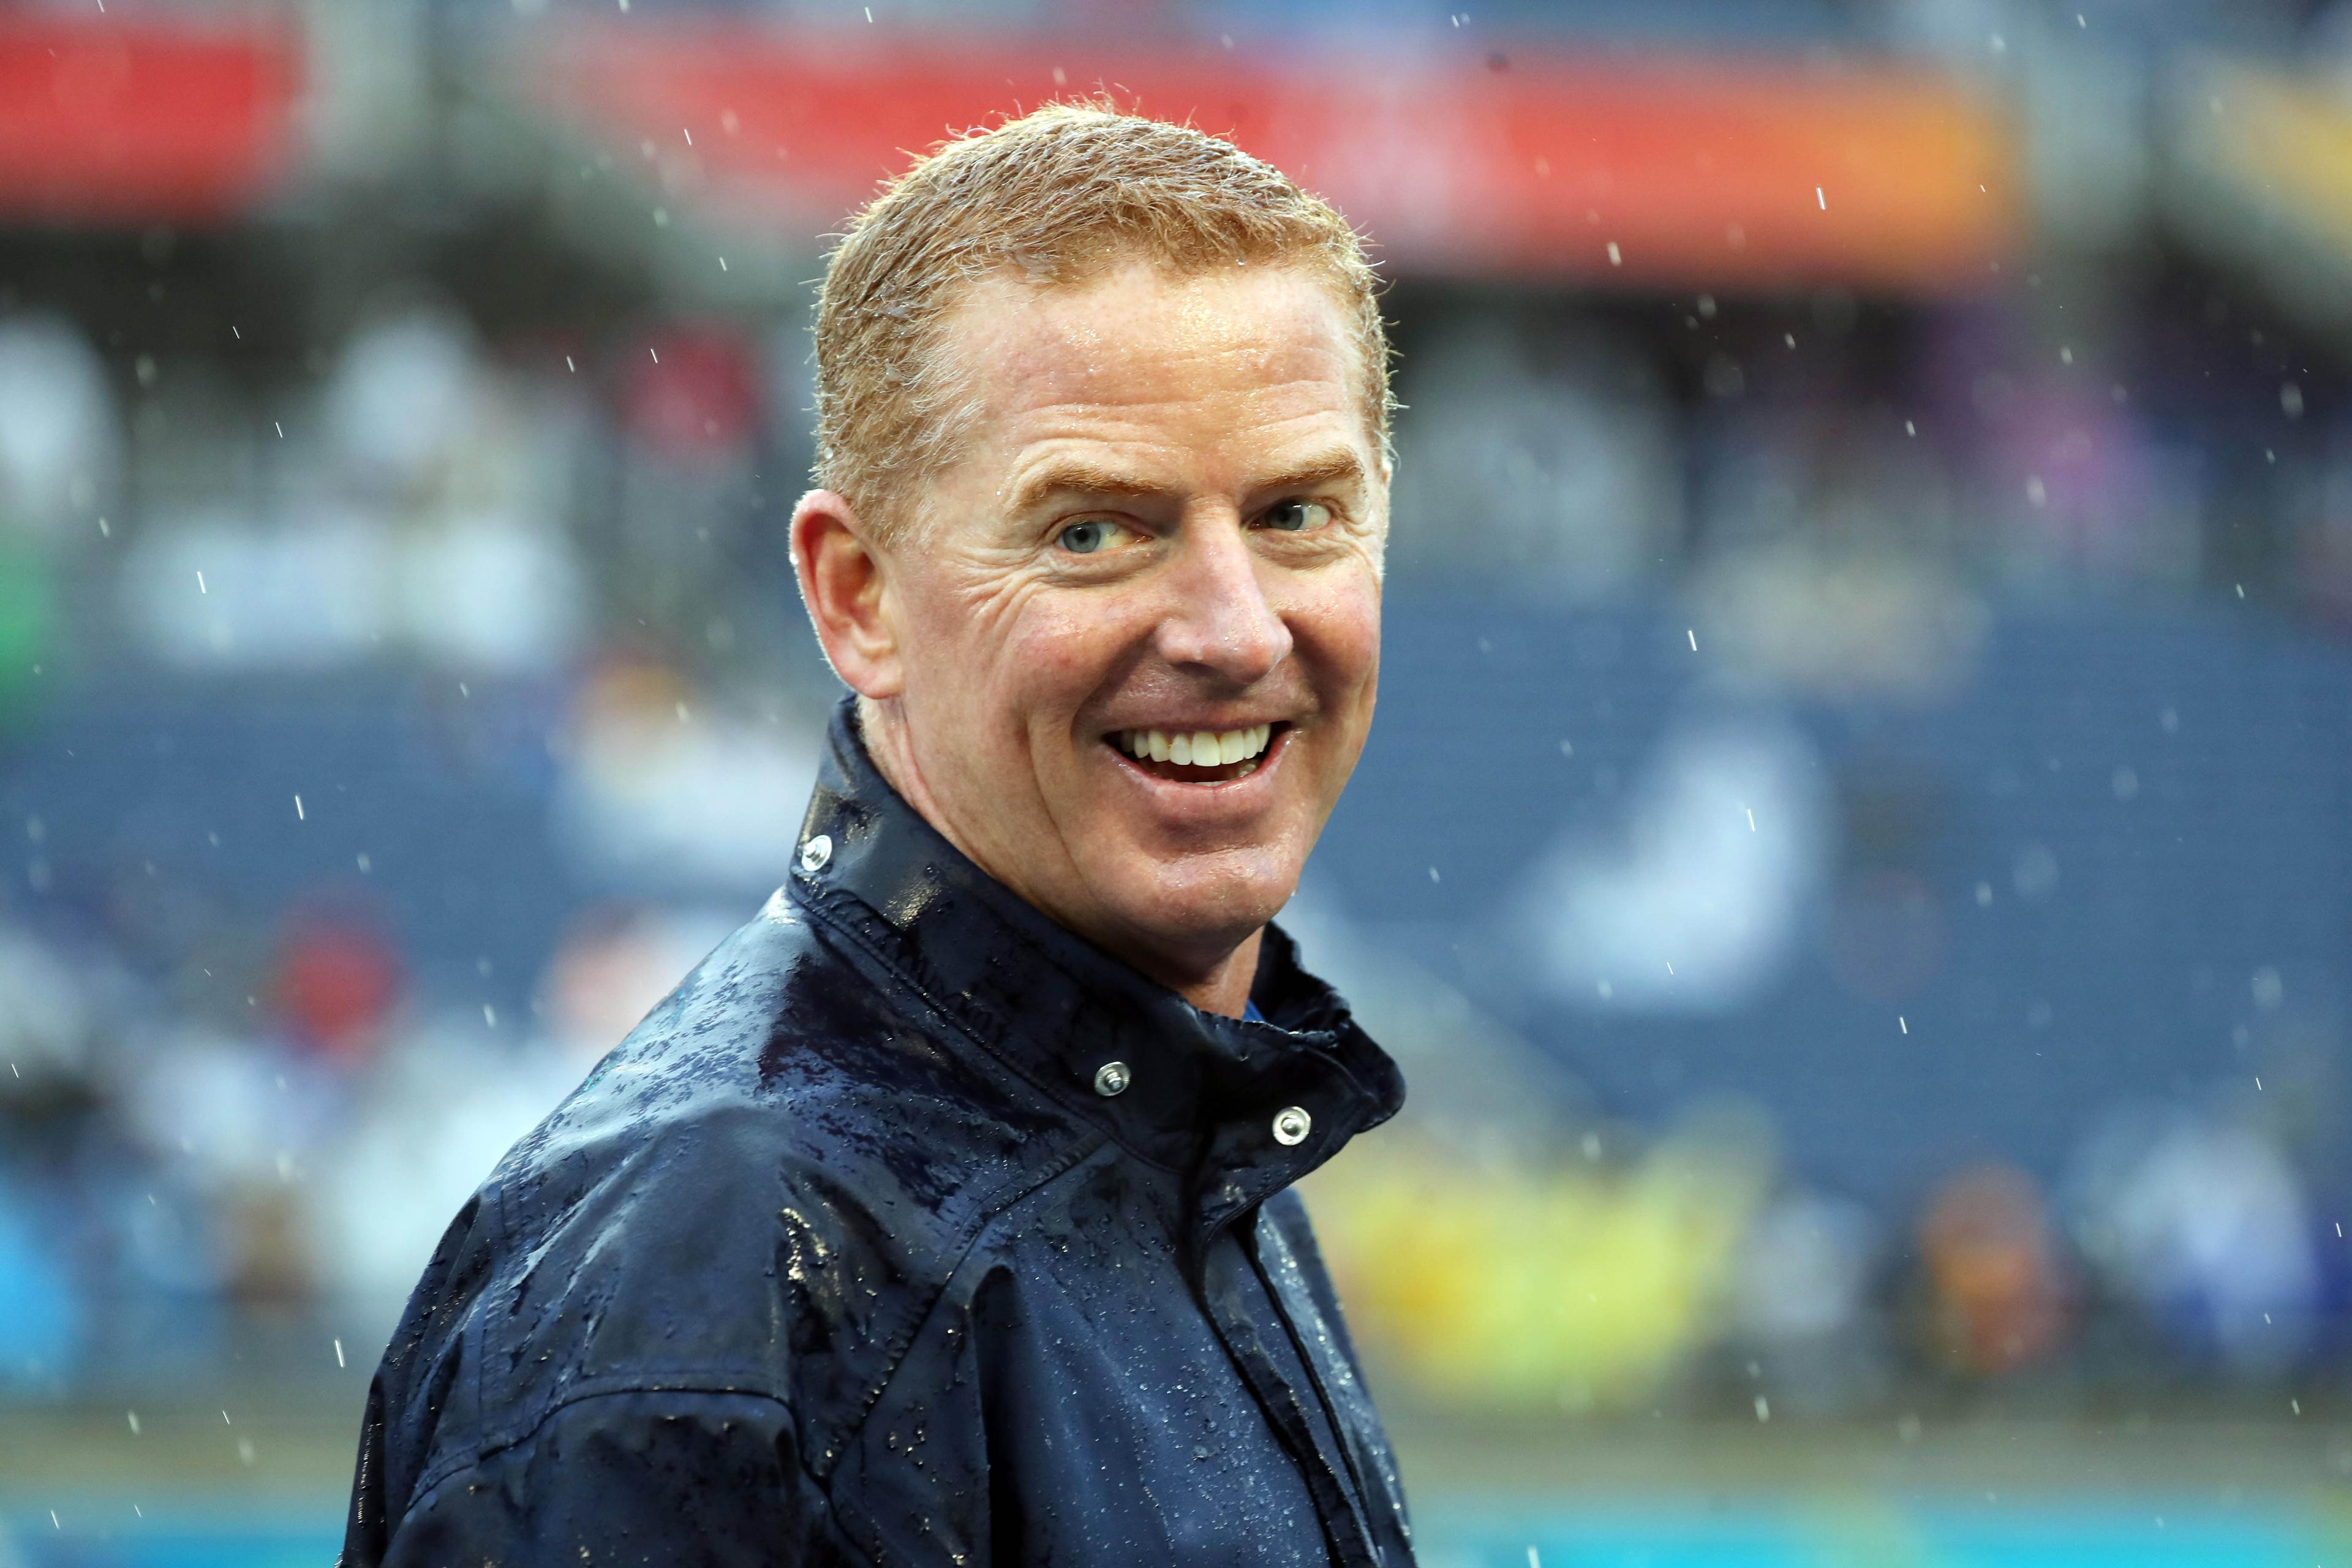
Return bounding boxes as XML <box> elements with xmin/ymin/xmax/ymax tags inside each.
<box><xmin>1093</xmin><ymin>1061</ymin><xmax>1131</xmax><ymax>1097</ymax></box>
<box><xmin>798</xmin><ymin>834</ymin><xmax>833</xmax><ymax>873</ymax></box>
<box><xmin>1272</xmin><ymin>1106</ymin><xmax>1311</xmax><ymax>1145</ymax></box>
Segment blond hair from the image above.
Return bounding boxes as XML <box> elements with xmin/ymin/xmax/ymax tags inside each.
<box><xmin>811</xmin><ymin>102</ymin><xmax>1390</xmax><ymax>540</ymax></box>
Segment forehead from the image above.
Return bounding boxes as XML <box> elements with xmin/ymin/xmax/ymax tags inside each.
<box><xmin>932</xmin><ymin>262</ymin><xmax>1377</xmax><ymax>482</ymax></box>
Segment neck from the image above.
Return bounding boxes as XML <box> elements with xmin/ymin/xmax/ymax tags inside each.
<box><xmin>856</xmin><ymin>696</ymin><xmax>1263</xmax><ymax>1019</ymax></box>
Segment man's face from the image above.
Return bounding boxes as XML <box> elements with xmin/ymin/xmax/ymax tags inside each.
<box><xmin>872</xmin><ymin>261</ymin><xmax>1385</xmax><ymax>982</ymax></box>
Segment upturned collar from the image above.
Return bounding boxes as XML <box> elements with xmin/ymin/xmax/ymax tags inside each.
<box><xmin>788</xmin><ymin>700</ymin><xmax>1404</xmax><ymax>1236</ymax></box>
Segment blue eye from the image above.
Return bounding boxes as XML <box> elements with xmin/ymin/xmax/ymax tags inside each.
<box><xmin>1263</xmin><ymin>500</ymin><xmax>1332</xmax><ymax>532</ymax></box>
<box><xmin>1057</xmin><ymin>519</ymin><xmax>1121</xmax><ymax>554</ymax></box>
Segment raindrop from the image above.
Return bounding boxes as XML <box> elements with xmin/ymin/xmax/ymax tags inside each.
<box><xmin>334</xmin><ymin>1338</ymin><xmax>345</xmax><ymax>1368</ymax></box>
<box><xmin>127</xmin><ymin>1411</ymin><xmax>140</xmax><ymax>1434</ymax></box>
<box><xmin>1605</xmin><ymin>241</ymin><xmax>1621</xmax><ymax>266</ymax></box>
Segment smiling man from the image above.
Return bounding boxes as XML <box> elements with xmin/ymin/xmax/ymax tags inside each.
<box><xmin>344</xmin><ymin>105</ymin><xmax>1412</xmax><ymax>1567</ymax></box>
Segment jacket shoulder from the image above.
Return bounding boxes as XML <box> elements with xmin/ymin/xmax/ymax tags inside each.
<box><xmin>371</xmin><ymin>894</ymin><xmax>1084</xmax><ymax>1511</ymax></box>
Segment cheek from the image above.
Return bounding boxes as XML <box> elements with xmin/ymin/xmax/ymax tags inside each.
<box><xmin>982</xmin><ymin>594</ymin><xmax>1142</xmax><ymax>745</ymax></box>
<box><xmin>1292</xmin><ymin>568</ymin><xmax>1384</xmax><ymax>703</ymax></box>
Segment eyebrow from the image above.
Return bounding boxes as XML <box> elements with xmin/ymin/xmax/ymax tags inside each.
<box><xmin>1006</xmin><ymin>458</ymin><xmax>1168</xmax><ymax>516</ymax></box>
<box><xmin>1006</xmin><ymin>448</ymin><xmax>1369</xmax><ymax>516</ymax></box>
<box><xmin>1250</xmin><ymin>449</ymin><xmax>1370</xmax><ymax>498</ymax></box>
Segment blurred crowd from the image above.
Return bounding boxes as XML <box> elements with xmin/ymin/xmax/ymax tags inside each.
<box><xmin>2</xmin><ymin>263</ymin><xmax>2348</xmax><ymax>1420</ymax></box>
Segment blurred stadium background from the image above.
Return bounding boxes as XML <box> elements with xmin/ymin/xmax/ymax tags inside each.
<box><xmin>6</xmin><ymin>0</ymin><xmax>2352</xmax><ymax>1562</ymax></box>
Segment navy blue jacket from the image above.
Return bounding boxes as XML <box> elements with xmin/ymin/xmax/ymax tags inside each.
<box><xmin>342</xmin><ymin>705</ymin><xmax>1415</xmax><ymax>1566</ymax></box>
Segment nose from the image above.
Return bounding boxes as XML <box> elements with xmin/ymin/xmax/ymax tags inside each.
<box><xmin>1153</xmin><ymin>514</ymin><xmax>1292</xmax><ymax>687</ymax></box>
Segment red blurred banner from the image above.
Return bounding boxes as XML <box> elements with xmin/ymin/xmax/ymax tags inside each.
<box><xmin>530</xmin><ymin>24</ymin><xmax>2022</xmax><ymax>293</ymax></box>
<box><xmin>0</xmin><ymin>13</ymin><xmax>301</xmax><ymax>225</ymax></box>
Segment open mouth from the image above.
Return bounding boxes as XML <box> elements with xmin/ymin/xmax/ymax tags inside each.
<box><xmin>1108</xmin><ymin>722</ymin><xmax>1287</xmax><ymax>783</ymax></box>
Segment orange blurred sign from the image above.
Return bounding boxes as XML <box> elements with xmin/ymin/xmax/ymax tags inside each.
<box><xmin>0</xmin><ymin>13</ymin><xmax>301</xmax><ymax>225</ymax></box>
<box><xmin>531</xmin><ymin>23</ymin><xmax>2021</xmax><ymax>293</ymax></box>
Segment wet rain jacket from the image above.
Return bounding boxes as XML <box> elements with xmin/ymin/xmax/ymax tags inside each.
<box><xmin>342</xmin><ymin>703</ymin><xmax>1416</xmax><ymax>1567</ymax></box>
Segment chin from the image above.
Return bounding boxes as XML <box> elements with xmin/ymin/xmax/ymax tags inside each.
<box><xmin>1107</xmin><ymin>853</ymin><xmax>1297</xmax><ymax>960</ymax></box>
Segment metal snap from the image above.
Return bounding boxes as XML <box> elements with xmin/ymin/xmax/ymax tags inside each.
<box><xmin>1093</xmin><ymin>1060</ymin><xmax>1131</xmax><ymax>1098</ymax></box>
<box><xmin>798</xmin><ymin>834</ymin><xmax>833</xmax><ymax>873</ymax></box>
<box><xmin>1272</xmin><ymin>1106</ymin><xmax>1311</xmax><ymax>1146</ymax></box>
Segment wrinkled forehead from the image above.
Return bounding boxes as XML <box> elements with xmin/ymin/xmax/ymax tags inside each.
<box><xmin>933</xmin><ymin>260</ymin><xmax>1385</xmax><ymax>459</ymax></box>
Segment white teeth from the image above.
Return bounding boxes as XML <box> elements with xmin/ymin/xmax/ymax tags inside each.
<box><xmin>1115</xmin><ymin>724</ymin><xmax>1274</xmax><ymax>771</ymax></box>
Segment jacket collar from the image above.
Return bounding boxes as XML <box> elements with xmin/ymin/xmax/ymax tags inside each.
<box><xmin>789</xmin><ymin>700</ymin><xmax>1403</xmax><ymax>1237</ymax></box>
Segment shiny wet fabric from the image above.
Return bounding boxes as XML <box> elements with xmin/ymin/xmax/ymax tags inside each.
<box><xmin>341</xmin><ymin>703</ymin><xmax>1415</xmax><ymax>1567</ymax></box>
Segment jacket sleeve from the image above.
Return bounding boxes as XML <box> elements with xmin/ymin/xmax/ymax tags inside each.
<box><xmin>356</xmin><ymin>1389</ymin><xmax>871</xmax><ymax>1568</ymax></box>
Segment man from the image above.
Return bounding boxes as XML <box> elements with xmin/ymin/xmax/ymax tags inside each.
<box><xmin>343</xmin><ymin>104</ymin><xmax>1412</xmax><ymax>1566</ymax></box>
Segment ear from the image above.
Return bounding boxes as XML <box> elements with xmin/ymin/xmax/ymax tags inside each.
<box><xmin>791</xmin><ymin>489</ymin><xmax>903</xmax><ymax>699</ymax></box>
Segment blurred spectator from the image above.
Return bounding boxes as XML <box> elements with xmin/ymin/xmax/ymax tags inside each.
<box><xmin>1513</xmin><ymin>714</ymin><xmax>1831</xmax><ymax>1016</ymax></box>
<box><xmin>1916</xmin><ymin>1163</ymin><xmax>2072</xmax><ymax>1377</ymax></box>
<box><xmin>274</xmin><ymin>904</ymin><xmax>402</xmax><ymax>1069</ymax></box>
<box><xmin>0</xmin><ymin>312</ymin><xmax>119</xmax><ymax>541</ymax></box>
<box><xmin>537</xmin><ymin>902</ymin><xmax>739</xmax><ymax>1068</ymax></box>
<box><xmin>1390</xmin><ymin>310</ymin><xmax>1682</xmax><ymax>598</ymax></box>
<box><xmin>2068</xmin><ymin>1108</ymin><xmax>2321</xmax><ymax>1374</ymax></box>
<box><xmin>1732</xmin><ymin>1188</ymin><xmax>1887</xmax><ymax>1412</ymax></box>
<box><xmin>609</xmin><ymin>323</ymin><xmax>765</xmax><ymax>655</ymax></box>
<box><xmin>1310</xmin><ymin>1104</ymin><xmax>1776</xmax><ymax>1412</ymax></box>
<box><xmin>0</xmin><ymin>1175</ymin><xmax>79</xmax><ymax>1390</ymax></box>
<box><xmin>549</xmin><ymin>652</ymin><xmax>818</xmax><ymax>892</ymax></box>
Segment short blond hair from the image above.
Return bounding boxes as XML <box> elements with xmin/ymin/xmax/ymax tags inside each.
<box><xmin>812</xmin><ymin>102</ymin><xmax>1390</xmax><ymax>540</ymax></box>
